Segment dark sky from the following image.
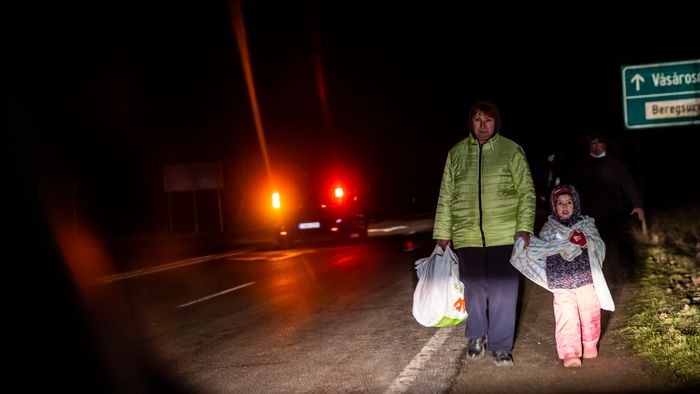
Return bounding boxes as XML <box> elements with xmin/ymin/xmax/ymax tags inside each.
<box><xmin>11</xmin><ymin>1</ymin><xmax>700</xmax><ymax>235</ymax></box>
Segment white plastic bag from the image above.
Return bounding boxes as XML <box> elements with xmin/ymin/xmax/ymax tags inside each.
<box><xmin>412</xmin><ymin>245</ymin><xmax>467</xmax><ymax>327</ymax></box>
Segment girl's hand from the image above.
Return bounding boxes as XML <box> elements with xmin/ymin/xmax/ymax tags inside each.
<box><xmin>569</xmin><ymin>231</ymin><xmax>587</xmax><ymax>247</ymax></box>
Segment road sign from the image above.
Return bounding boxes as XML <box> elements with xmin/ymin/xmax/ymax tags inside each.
<box><xmin>622</xmin><ymin>59</ymin><xmax>700</xmax><ymax>129</ymax></box>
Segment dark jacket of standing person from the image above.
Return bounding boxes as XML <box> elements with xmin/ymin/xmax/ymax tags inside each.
<box><xmin>566</xmin><ymin>135</ymin><xmax>644</xmax><ymax>222</ymax></box>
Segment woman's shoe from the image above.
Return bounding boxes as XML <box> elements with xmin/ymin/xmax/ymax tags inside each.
<box><xmin>467</xmin><ymin>337</ymin><xmax>487</xmax><ymax>358</ymax></box>
<box><xmin>492</xmin><ymin>351</ymin><xmax>514</xmax><ymax>366</ymax></box>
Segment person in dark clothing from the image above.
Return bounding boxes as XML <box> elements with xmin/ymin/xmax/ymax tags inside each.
<box><xmin>534</xmin><ymin>145</ymin><xmax>573</xmax><ymax>230</ymax></box>
<box><xmin>565</xmin><ymin>134</ymin><xmax>645</xmax><ymax>282</ymax></box>
<box><xmin>570</xmin><ymin>135</ymin><xmax>644</xmax><ymax>222</ymax></box>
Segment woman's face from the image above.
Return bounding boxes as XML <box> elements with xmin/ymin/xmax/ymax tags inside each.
<box><xmin>471</xmin><ymin>111</ymin><xmax>495</xmax><ymax>144</ymax></box>
<box><xmin>555</xmin><ymin>194</ymin><xmax>574</xmax><ymax>219</ymax></box>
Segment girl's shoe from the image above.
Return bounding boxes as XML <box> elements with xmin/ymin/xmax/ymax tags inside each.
<box><xmin>583</xmin><ymin>346</ymin><xmax>598</xmax><ymax>359</ymax></box>
<box><xmin>563</xmin><ymin>354</ymin><xmax>581</xmax><ymax>368</ymax></box>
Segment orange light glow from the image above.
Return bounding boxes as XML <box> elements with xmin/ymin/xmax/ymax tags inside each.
<box><xmin>330</xmin><ymin>227</ymin><xmax>339</xmax><ymax>232</ymax></box>
<box><xmin>56</xmin><ymin>229</ymin><xmax>114</xmax><ymax>288</ymax></box>
<box><xmin>272</xmin><ymin>192</ymin><xmax>281</xmax><ymax>209</ymax></box>
<box><xmin>330</xmin><ymin>252</ymin><xmax>363</xmax><ymax>268</ymax></box>
<box><xmin>231</xmin><ymin>0</ymin><xmax>273</xmax><ymax>186</ymax></box>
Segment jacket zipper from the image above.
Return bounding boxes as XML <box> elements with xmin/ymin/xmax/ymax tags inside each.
<box><xmin>477</xmin><ymin>142</ymin><xmax>486</xmax><ymax>247</ymax></box>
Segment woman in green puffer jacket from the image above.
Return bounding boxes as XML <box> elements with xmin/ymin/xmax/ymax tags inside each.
<box><xmin>433</xmin><ymin>100</ymin><xmax>536</xmax><ymax>366</ymax></box>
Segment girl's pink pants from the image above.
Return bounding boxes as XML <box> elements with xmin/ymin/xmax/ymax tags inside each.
<box><xmin>552</xmin><ymin>284</ymin><xmax>601</xmax><ymax>359</ymax></box>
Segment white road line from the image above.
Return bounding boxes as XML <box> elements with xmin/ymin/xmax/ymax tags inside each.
<box><xmin>227</xmin><ymin>251</ymin><xmax>308</xmax><ymax>261</ymax></box>
<box><xmin>94</xmin><ymin>250</ymin><xmax>252</xmax><ymax>285</ymax></box>
<box><xmin>225</xmin><ymin>256</ymin><xmax>269</xmax><ymax>261</ymax></box>
<box><xmin>94</xmin><ymin>249</ymin><xmax>312</xmax><ymax>285</ymax></box>
<box><xmin>176</xmin><ymin>281</ymin><xmax>256</xmax><ymax>308</ymax></box>
<box><xmin>368</xmin><ymin>226</ymin><xmax>408</xmax><ymax>233</ymax></box>
<box><xmin>384</xmin><ymin>327</ymin><xmax>453</xmax><ymax>393</ymax></box>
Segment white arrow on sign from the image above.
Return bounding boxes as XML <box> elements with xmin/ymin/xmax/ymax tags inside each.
<box><xmin>631</xmin><ymin>74</ymin><xmax>645</xmax><ymax>91</ymax></box>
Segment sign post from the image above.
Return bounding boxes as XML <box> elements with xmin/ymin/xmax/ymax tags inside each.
<box><xmin>622</xmin><ymin>59</ymin><xmax>700</xmax><ymax>129</ymax></box>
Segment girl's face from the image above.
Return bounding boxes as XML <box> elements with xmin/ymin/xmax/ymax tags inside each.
<box><xmin>555</xmin><ymin>193</ymin><xmax>574</xmax><ymax>219</ymax></box>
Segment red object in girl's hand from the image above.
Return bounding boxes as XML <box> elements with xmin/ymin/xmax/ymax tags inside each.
<box><xmin>569</xmin><ymin>231</ymin><xmax>587</xmax><ymax>247</ymax></box>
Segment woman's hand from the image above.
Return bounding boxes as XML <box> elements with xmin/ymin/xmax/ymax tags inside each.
<box><xmin>515</xmin><ymin>231</ymin><xmax>531</xmax><ymax>249</ymax></box>
<box><xmin>436</xmin><ymin>239</ymin><xmax>451</xmax><ymax>251</ymax></box>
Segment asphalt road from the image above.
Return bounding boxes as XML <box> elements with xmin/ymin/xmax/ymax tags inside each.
<box><xmin>38</xmin><ymin>216</ymin><xmax>696</xmax><ymax>393</ymax></box>
<box><xmin>85</xmin><ymin>232</ymin><xmax>443</xmax><ymax>393</ymax></box>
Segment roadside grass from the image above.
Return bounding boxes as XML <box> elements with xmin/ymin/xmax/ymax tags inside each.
<box><xmin>618</xmin><ymin>203</ymin><xmax>700</xmax><ymax>384</ymax></box>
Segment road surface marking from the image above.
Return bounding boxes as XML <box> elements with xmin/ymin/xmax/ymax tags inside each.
<box><xmin>369</xmin><ymin>225</ymin><xmax>408</xmax><ymax>233</ymax></box>
<box><xmin>384</xmin><ymin>327</ymin><xmax>454</xmax><ymax>393</ymax></box>
<box><xmin>94</xmin><ymin>250</ymin><xmax>251</xmax><ymax>284</ymax></box>
<box><xmin>226</xmin><ymin>250</ymin><xmax>309</xmax><ymax>261</ymax></box>
<box><xmin>176</xmin><ymin>281</ymin><xmax>256</xmax><ymax>308</ymax></box>
<box><xmin>94</xmin><ymin>249</ymin><xmax>312</xmax><ymax>285</ymax></box>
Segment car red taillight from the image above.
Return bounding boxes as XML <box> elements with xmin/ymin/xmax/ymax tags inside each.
<box><xmin>334</xmin><ymin>186</ymin><xmax>344</xmax><ymax>202</ymax></box>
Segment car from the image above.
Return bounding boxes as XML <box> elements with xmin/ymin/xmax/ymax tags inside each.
<box><xmin>270</xmin><ymin>166</ymin><xmax>368</xmax><ymax>248</ymax></box>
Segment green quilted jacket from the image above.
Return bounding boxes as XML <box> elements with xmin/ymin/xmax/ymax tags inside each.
<box><xmin>433</xmin><ymin>133</ymin><xmax>536</xmax><ymax>248</ymax></box>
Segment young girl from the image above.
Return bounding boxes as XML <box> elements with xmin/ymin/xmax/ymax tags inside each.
<box><xmin>511</xmin><ymin>184</ymin><xmax>614</xmax><ymax>367</ymax></box>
